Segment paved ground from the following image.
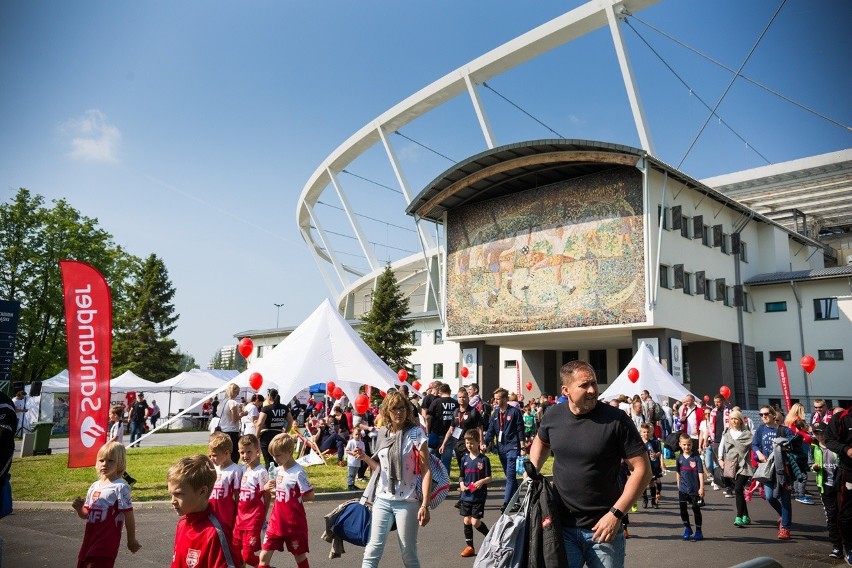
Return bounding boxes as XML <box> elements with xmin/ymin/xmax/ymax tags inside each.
<box><xmin>6</xmin><ymin>433</ymin><xmax>846</xmax><ymax>567</ymax></box>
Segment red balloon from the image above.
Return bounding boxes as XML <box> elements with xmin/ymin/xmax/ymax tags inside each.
<box><xmin>354</xmin><ymin>394</ymin><xmax>370</xmax><ymax>414</ymax></box>
<box><xmin>248</xmin><ymin>372</ymin><xmax>263</xmax><ymax>391</ymax></box>
<box><xmin>332</xmin><ymin>386</ymin><xmax>344</xmax><ymax>399</ymax></box>
<box><xmin>801</xmin><ymin>355</ymin><xmax>816</xmax><ymax>374</ymax></box>
<box><xmin>398</xmin><ymin>368</ymin><xmax>408</xmax><ymax>382</ymax></box>
<box><xmin>719</xmin><ymin>385</ymin><xmax>731</xmax><ymax>399</ymax></box>
<box><xmin>326</xmin><ymin>381</ymin><xmax>336</xmax><ymax>393</ymax></box>
<box><xmin>412</xmin><ymin>380</ymin><xmax>421</xmax><ymax>391</ymax></box>
<box><xmin>703</xmin><ymin>395</ymin><xmax>710</xmax><ymax>403</ymax></box>
<box><xmin>460</xmin><ymin>366</ymin><xmax>469</xmax><ymax>378</ymax></box>
<box><xmin>525</xmin><ymin>381</ymin><xmax>533</xmax><ymax>391</ymax></box>
<box><xmin>627</xmin><ymin>368</ymin><xmax>639</xmax><ymax>383</ymax></box>
<box><xmin>238</xmin><ymin>337</ymin><xmax>254</xmax><ymax>359</ymax></box>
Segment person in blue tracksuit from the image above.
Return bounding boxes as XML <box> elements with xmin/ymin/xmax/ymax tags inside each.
<box><xmin>482</xmin><ymin>387</ymin><xmax>525</xmax><ymax>512</ymax></box>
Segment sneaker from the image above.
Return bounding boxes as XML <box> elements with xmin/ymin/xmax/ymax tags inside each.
<box><xmin>828</xmin><ymin>548</ymin><xmax>843</xmax><ymax>559</ymax></box>
<box><xmin>460</xmin><ymin>546</ymin><xmax>475</xmax><ymax>558</ymax></box>
<box><xmin>682</xmin><ymin>527</ymin><xmax>693</xmax><ymax>540</ymax></box>
<box><xmin>795</xmin><ymin>495</ymin><xmax>815</xmax><ymax>505</ymax></box>
<box><xmin>844</xmin><ymin>550</ymin><xmax>852</xmax><ymax>565</ymax></box>
<box><xmin>723</xmin><ymin>491</ymin><xmax>735</xmax><ymax>498</ymax></box>
<box><xmin>741</xmin><ymin>515</ymin><xmax>751</xmax><ymax>525</ymax></box>
<box><xmin>711</xmin><ymin>482</ymin><xmax>720</xmax><ymax>491</ymax></box>
<box><xmin>778</xmin><ymin>527</ymin><xmax>791</xmax><ymax>540</ymax></box>
<box><xmin>653</xmin><ymin>502</ymin><xmax>659</xmax><ymax>509</ymax></box>
<box><xmin>693</xmin><ymin>529</ymin><xmax>703</xmax><ymax>542</ymax></box>
<box><xmin>734</xmin><ymin>517</ymin><xmax>743</xmax><ymax>527</ymax></box>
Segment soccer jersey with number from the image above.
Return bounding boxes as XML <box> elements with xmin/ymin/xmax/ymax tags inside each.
<box><xmin>267</xmin><ymin>463</ymin><xmax>313</xmax><ymax>536</ymax></box>
<box><xmin>78</xmin><ymin>478</ymin><xmax>133</xmax><ymax>560</ymax></box>
<box><xmin>209</xmin><ymin>462</ymin><xmax>242</xmax><ymax>536</ymax></box>
<box><xmin>235</xmin><ymin>463</ymin><xmax>269</xmax><ymax>531</ymax></box>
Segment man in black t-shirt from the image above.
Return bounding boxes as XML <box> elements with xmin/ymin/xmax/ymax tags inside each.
<box><xmin>440</xmin><ymin>387</ymin><xmax>483</xmax><ymax>472</ymax></box>
<box><xmin>427</xmin><ymin>383</ymin><xmax>458</xmax><ymax>474</ymax></box>
<box><xmin>529</xmin><ymin>360</ymin><xmax>650</xmax><ymax>567</ymax></box>
<box><xmin>128</xmin><ymin>392</ymin><xmax>149</xmax><ymax>448</ymax></box>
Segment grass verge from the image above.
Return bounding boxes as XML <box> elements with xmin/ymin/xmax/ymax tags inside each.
<box><xmin>11</xmin><ymin>446</ymin><xmax>553</xmax><ymax>502</ymax></box>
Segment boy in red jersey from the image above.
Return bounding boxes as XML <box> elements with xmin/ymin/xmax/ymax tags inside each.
<box><xmin>208</xmin><ymin>432</ymin><xmax>243</xmax><ymax>539</ymax></box>
<box><xmin>259</xmin><ymin>433</ymin><xmax>314</xmax><ymax>568</ymax></box>
<box><xmin>168</xmin><ymin>455</ymin><xmax>241</xmax><ymax>568</ymax></box>
<box><xmin>234</xmin><ymin>434</ymin><xmax>270</xmax><ymax>567</ymax></box>
<box><xmin>72</xmin><ymin>441</ymin><xmax>141</xmax><ymax>568</ymax></box>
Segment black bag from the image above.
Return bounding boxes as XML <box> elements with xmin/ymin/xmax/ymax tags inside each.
<box><xmin>664</xmin><ymin>431</ymin><xmax>682</xmax><ymax>453</ymax></box>
<box><xmin>525</xmin><ymin>461</ymin><xmax>567</xmax><ymax>568</ymax></box>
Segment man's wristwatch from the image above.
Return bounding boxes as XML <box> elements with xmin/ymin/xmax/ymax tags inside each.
<box><xmin>421</xmin><ymin>504</ymin><xmax>430</xmax><ymax>510</ymax></box>
<box><xmin>609</xmin><ymin>506</ymin><xmax>624</xmax><ymax>519</ymax></box>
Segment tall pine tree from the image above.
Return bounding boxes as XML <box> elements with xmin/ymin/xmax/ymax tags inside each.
<box><xmin>359</xmin><ymin>265</ymin><xmax>414</xmax><ymax>376</ymax></box>
<box><xmin>113</xmin><ymin>254</ymin><xmax>182</xmax><ymax>382</ymax></box>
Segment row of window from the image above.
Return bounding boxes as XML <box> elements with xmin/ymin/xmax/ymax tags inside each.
<box><xmin>765</xmin><ymin>298</ymin><xmax>840</xmax><ymax>320</ymax></box>
<box><xmin>411</xmin><ymin>329</ymin><xmax>443</xmax><ymax>346</ymax></box>
<box><xmin>659</xmin><ymin>264</ymin><xmax>749</xmax><ymax>309</ymax></box>
<box><xmin>767</xmin><ymin>349</ymin><xmax>844</xmax><ymax>361</ymax></box>
<box><xmin>658</xmin><ymin>206</ymin><xmax>748</xmax><ymax>262</ymax></box>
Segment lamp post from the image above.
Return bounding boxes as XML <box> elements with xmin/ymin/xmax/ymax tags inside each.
<box><xmin>274</xmin><ymin>303</ymin><xmax>284</xmax><ymax>328</ymax></box>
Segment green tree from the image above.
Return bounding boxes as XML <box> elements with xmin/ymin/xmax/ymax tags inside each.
<box><xmin>175</xmin><ymin>349</ymin><xmax>198</xmax><ymax>372</ymax></box>
<box><xmin>0</xmin><ymin>189</ymin><xmax>135</xmax><ymax>383</ymax></box>
<box><xmin>359</xmin><ymin>264</ymin><xmax>414</xmax><ymax>376</ymax></box>
<box><xmin>112</xmin><ymin>254</ymin><xmax>182</xmax><ymax>382</ymax></box>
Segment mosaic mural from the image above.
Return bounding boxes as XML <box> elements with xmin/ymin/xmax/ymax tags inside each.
<box><xmin>446</xmin><ymin>167</ymin><xmax>646</xmax><ymax>336</ymax></box>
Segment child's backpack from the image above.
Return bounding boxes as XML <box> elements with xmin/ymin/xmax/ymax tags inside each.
<box><xmin>410</xmin><ymin>429</ymin><xmax>450</xmax><ymax>509</ymax></box>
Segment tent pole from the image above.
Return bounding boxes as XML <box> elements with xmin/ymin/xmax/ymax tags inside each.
<box><xmin>167</xmin><ymin>388</ymin><xmax>173</xmax><ymax>431</ymax></box>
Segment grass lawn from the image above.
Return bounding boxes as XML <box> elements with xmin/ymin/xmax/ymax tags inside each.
<box><xmin>11</xmin><ymin>446</ymin><xmax>553</xmax><ymax>502</ymax></box>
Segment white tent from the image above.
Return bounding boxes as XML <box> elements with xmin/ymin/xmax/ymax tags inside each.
<box><xmin>110</xmin><ymin>370</ymin><xmax>163</xmax><ymax>393</ymax></box>
<box><xmin>233</xmin><ymin>299</ymin><xmax>400</xmax><ymax>404</ymax></box>
<box><xmin>599</xmin><ymin>344</ymin><xmax>698</xmax><ymax>404</ymax></box>
<box><xmin>41</xmin><ymin>369</ymin><xmax>70</xmax><ymax>393</ymax></box>
<box><xmin>160</xmin><ymin>369</ymin><xmax>236</xmax><ymax>392</ymax></box>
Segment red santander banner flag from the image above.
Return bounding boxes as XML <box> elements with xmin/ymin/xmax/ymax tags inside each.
<box><xmin>775</xmin><ymin>358</ymin><xmax>792</xmax><ymax>413</ymax></box>
<box><xmin>60</xmin><ymin>260</ymin><xmax>112</xmax><ymax>468</ymax></box>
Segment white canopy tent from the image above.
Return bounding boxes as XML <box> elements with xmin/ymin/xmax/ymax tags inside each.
<box><xmin>110</xmin><ymin>370</ymin><xmax>162</xmax><ymax>393</ymax></box>
<box><xmin>157</xmin><ymin>369</ymin><xmax>238</xmax><ymax>417</ymax></box>
<box><xmin>232</xmin><ymin>299</ymin><xmax>400</xmax><ymax>405</ymax></box>
<box><xmin>40</xmin><ymin>369</ymin><xmax>70</xmax><ymax>393</ymax></box>
<box><xmin>599</xmin><ymin>344</ymin><xmax>698</xmax><ymax>404</ymax></box>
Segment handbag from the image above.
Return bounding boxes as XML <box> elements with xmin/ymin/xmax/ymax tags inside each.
<box><xmin>330</xmin><ymin>468</ymin><xmax>381</xmax><ymax>547</ymax></box>
<box><xmin>410</xmin><ymin>429</ymin><xmax>450</xmax><ymax>509</ymax></box>
<box><xmin>722</xmin><ymin>456</ymin><xmax>738</xmax><ymax>479</ymax></box>
<box><xmin>712</xmin><ymin>465</ymin><xmax>725</xmax><ymax>487</ymax></box>
<box><xmin>473</xmin><ymin>479</ymin><xmax>530</xmax><ymax>568</ymax></box>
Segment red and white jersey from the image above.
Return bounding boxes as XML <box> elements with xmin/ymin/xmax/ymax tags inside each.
<box><xmin>267</xmin><ymin>463</ymin><xmax>312</xmax><ymax>536</ymax></box>
<box><xmin>172</xmin><ymin>508</ymin><xmax>241</xmax><ymax>568</ymax></box>
<box><xmin>79</xmin><ymin>478</ymin><xmax>133</xmax><ymax>560</ymax></box>
<box><xmin>235</xmin><ymin>463</ymin><xmax>269</xmax><ymax>531</ymax></box>
<box><xmin>209</xmin><ymin>462</ymin><xmax>242</xmax><ymax>535</ymax></box>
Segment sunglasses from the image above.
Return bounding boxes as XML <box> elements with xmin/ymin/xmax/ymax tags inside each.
<box><xmin>759</xmin><ymin>412</ymin><xmax>772</xmax><ymax>417</ymax></box>
<box><xmin>814</xmin><ymin>405</ymin><xmax>824</xmax><ymax>410</ymax></box>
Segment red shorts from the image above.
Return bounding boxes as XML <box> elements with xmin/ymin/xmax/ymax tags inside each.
<box><xmin>262</xmin><ymin>531</ymin><xmax>309</xmax><ymax>556</ymax></box>
<box><xmin>77</xmin><ymin>557</ymin><xmax>116</xmax><ymax>568</ymax></box>
<box><xmin>233</xmin><ymin>527</ymin><xmax>262</xmax><ymax>556</ymax></box>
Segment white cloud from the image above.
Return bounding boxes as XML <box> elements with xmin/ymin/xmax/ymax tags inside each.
<box><xmin>60</xmin><ymin>109</ymin><xmax>121</xmax><ymax>163</ymax></box>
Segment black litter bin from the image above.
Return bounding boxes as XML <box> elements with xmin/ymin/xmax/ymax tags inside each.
<box><xmin>32</xmin><ymin>422</ymin><xmax>53</xmax><ymax>455</ymax></box>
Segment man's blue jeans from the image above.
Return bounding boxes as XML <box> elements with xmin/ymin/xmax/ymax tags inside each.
<box><xmin>129</xmin><ymin>421</ymin><xmax>144</xmax><ymax>447</ymax></box>
<box><xmin>763</xmin><ymin>480</ymin><xmax>792</xmax><ymax>529</ymax></box>
<box><xmin>498</xmin><ymin>449</ymin><xmax>518</xmax><ymax>505</ymax></box>
<box><xmin>562</xmin><ymin>525</ymin><xmax>626</xmax><ymax>568</ymax></box>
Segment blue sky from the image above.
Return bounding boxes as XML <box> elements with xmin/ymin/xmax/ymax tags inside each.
<box><xmin>1</xmin><ymin>1</ymin><xmax>850</xmax><ymax>367</ymax></box>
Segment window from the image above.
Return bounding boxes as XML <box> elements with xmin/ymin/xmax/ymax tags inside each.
<box><xmin>704</xmin><ymin>278</ymin><xmax>713</xmax><ymax>301</ymax></box>
<box><xmin>657</xmin><ymin>206</ymin><xmax>670</xmax><ymax>230</ymax></box>
<box><xmin>721</xmin><ymin>233</ymin><xmax>730</xmax><ymax>254</ymax></box>
<box><xmin>743</xmin><ymin>292</ymin><xmax>751</xmax><ymax>312</ymax></box>
<box><xmin>504</xmin><ymin>360</ymin><xmax>517</xmax><ymax>369</ymax></box>
<box><xmin>659</xmin><ymin>265</ymin><xmax>670</xmax><ymax>289</ymax></box>
<box><xmin>818</xmin><ymin>349</ymin><xmax>844</xmax><ymax>361</ymax></box>
<box><xmin>588</xmin><ymin>349</ymin><xmax>608</xmax><ymax>383</ymax></box>
<box><xmin>680</xmin><ymin>216</ymin><xmax>690</xmax><ymax>238</ymax></box>
<box><xmin>814</xmin><ymin>298</ymin><xmax>839</xmax><ymax>320</ymax></box>
<box><xmin>257</xmin><ymin>345</ymin><xmax>264</xmax><ymax>358</ymax></box>
<box><xmin>702</xmin><ymin>225</ymin><xmax>711</xmax><ymax>247</ymax></box>
<box><xmin>434</xmin><ymin>329</ymin><xmax>443</xmax><ymax>344</ymax></box>
<box><xmin>433</xmin><ymin>363</ymin><xmax>444</xmax><ymax>378</ymax></box>
<box><xmin>363</xmin><ymin>293</ymin><xmax>372</xmax><ymax>311</ymax></box>
<box><xmin>768</xmin><ymin>350</ymin><xmax>791</xmax><ymax>361</ymax></box>
<box><xmin>411</xmin><ymin>330</ymin><xmax>422</xmax><ymax>346</ymax></box>
<box><xmin>413</xmin><ymin>364</ymin><xmax>421</xmax><ymax>378</ymax></box>
<box><xmin>683</xmin><ymin>272</ymin><xmax>693</xmax><ymax>295</ymax></box>
<box><xmin>765</xmin><ymin>301</ymin><xmax>787</xmax><ymax>313</ymax></box>
<box><xmin>740</xmin><ymin>241</ymin><xmax>748</xmax><ymax>262</ymax></box>
<box><xmin>723</xmin><ymin>286</ymin><xmax>733</xmax><ymax>307</ymax></box>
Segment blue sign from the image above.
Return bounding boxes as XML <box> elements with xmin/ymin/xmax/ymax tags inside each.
<box><xmin>0</xmin><ymin>299</ymin><xmax>20</xmax><ymax>387</ymax></box>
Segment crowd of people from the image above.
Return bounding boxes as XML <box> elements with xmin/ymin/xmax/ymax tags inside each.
<box><xmin>71</xmin><ymin>368</ymin><xmax>852</xmax><ymax>568</ymax></box>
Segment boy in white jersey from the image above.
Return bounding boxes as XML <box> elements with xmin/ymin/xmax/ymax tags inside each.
<box><xmin>72</xmin><ymin>441</ymin><xmax>141</xmax><ymax>567</ymax></box>
<box><xmin>260</xmin><ymin>433</ymin><xmax>313</xmax><ymax>568</ymax></box>
<box><xmin>234</xmin><ymin>434</ymin><xmax>270</xmax><ymax>567</ymax></box>
<box><xmin>207</xmin><ymin>431</ymin><xmax>243</xmax><ymax>540</ymax></box>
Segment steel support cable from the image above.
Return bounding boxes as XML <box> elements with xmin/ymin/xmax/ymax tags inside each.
<box><xmin>674</xmin><ymin>0</ymin><xmax>788</xmax><ymax>169</ymax></box>
<box><xmin>316</xmin><ymin>200</ymin><xmax>416</xmax><ymax>233</ymax></box>
<box><xmin>481</xmin><ymin>82</ymin><xmax>566</xmax><ymax>139</ymax></box>
<box><xmin>340</xmin><ymin>169</ymin><xmax>402</xmax><ymax>194</ymax></box>
<box><xmin>392</xmin><ymin>130</ymin><xmax>456</xmax><ymax>163</ymax></box>
<box><xmin>317</xmin><ymin>227</ymin><xmax>417</xmax><ymax>254</ymax></box>
<box><xmin>628</xmin><ymin>13</ymin><xmax>852</xmax><ymax>133</ymax></box>
<box><xmin>622</xmin><ymin>18</ymin><xmax>771</xmax><ymax>165</ymax></box>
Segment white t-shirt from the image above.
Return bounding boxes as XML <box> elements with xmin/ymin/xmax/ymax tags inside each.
<box><xmin>242</xmin><ymin>404</ymin><xmax>259</xmax><ymax>435</ymax></box>
<box><xmin>218</xmin><ymin>398</ymin><xmax>240</xmax><ymax>433</ymax></box>
<box><xmin>375</xmin><ymin>427</ymin><xmax>427</xmax><ymax>502</ymax></box>
<box><xmin>346</xmin><ymin>438</ymin><xmax>364</xmax><ymax>467</ymax></box>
